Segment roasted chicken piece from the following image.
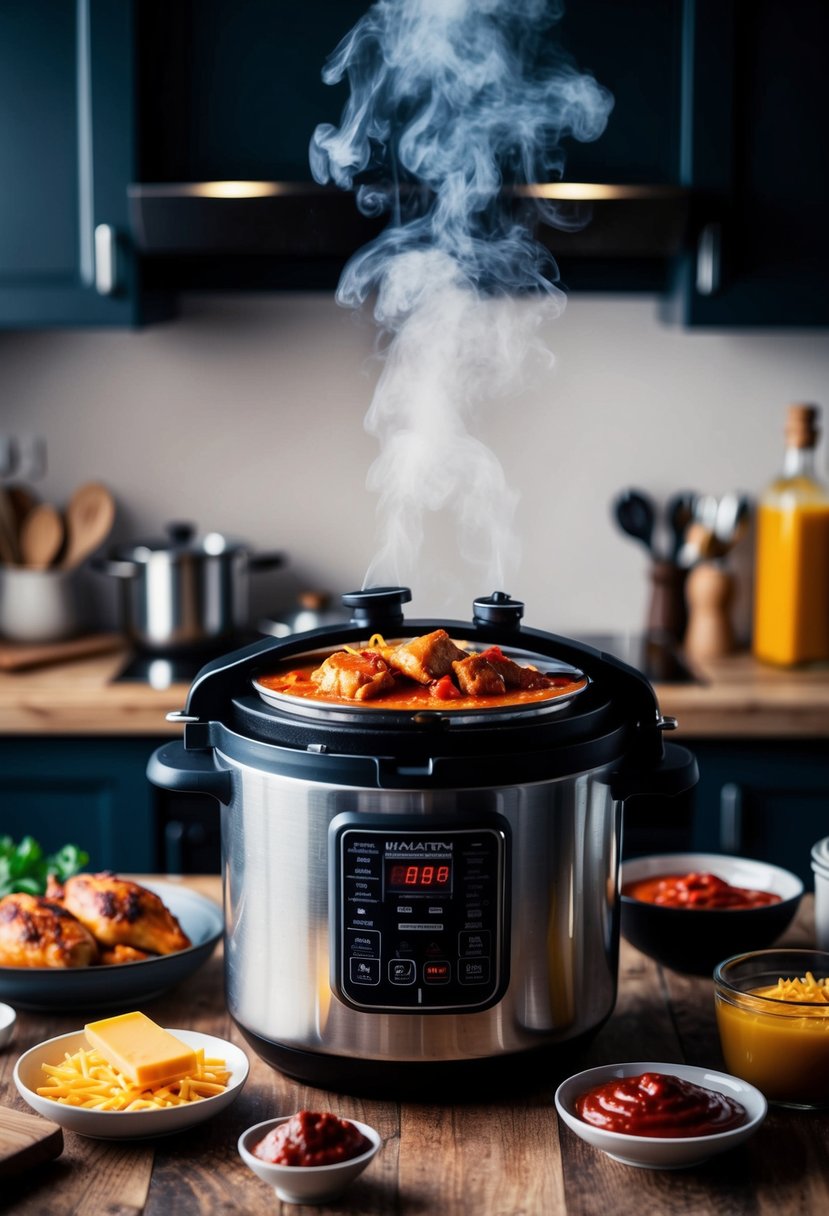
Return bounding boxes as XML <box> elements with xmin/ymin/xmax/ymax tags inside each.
<box><xmin>452</xmin><ymin>653</ymin><xmax>507</xmax><ymax>696</ymax></box>
<box><xmin>310</xmin><ymin>650</ymin><xmax>397</xmax><ymax>701</ymax></box>
<box><xmin>478</xmin><ymin>645</ymin><xmax>557</xmax><ymax>690</ymax></box>
<box><xmin>0</xmin><ymin>893</ymin><xmax>99</xmax><ymax>968</ymax></box>
<box><xmin>99</xmin><ymin>944</ymin><xmax>152</xmax><ymax>965</ymax></box>
<box><xmin>388</xmin><ymin>630</ymin><xmax>467</xmax><ymax>685</ymax></box>
<box><xmin>47</xmin><ymin>873</ymin><xmax>191</xmax><ymax>955</ymax></box>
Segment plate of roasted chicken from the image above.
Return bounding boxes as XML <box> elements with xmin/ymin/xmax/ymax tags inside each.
<box><xmin>0</xmin><ymin>875</ymin><xmax>223</xmax><ymax>1011</ymax></box>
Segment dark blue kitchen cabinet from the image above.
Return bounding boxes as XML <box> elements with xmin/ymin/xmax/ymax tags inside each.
<box><xmin>0</xmin><ymin>737</ymin><xmax>166</xmax><ymax>872</ymax></box>
<box><xmin>0</xmin><ymin>0</ymin><xmax>145</xmax><ymax>327</ymax></box>
<box><xmin>666</xmin><ymin>0</ymin><xmax>829</xmax><ymax>327</ymax></box>
<box><xmin>685</xmin><ymin>740</ymin><xmax>829</xmax><ymax>885</ymax></box>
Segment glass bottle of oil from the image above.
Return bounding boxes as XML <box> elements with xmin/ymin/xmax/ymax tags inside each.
<box><xmin>753</xmin><ymin>404</ymin><xmax>829</xmax><ymax>665</ymax></box>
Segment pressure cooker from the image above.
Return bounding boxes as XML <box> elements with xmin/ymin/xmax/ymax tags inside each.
<box><xmin>149</xmin><ymin>587</ymin><xmax>696</xmax><ymax>1095</ymax></box>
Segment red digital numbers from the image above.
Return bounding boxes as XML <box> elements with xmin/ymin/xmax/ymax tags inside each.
<box><xmin>387</xmin><ymin>863</ymin><xmax>451</xmax><ymax>889</ymax></box>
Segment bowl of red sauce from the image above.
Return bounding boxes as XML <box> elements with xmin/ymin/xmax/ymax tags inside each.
<box><xmin>620</xmin><ymin>853</ymin><xmax>803</xmax><ymax>975</ymax></box>
<box><xmin>555</xmin><ymin>1062</ymin><xmax>767</xmax><ymax>1169</ymax></box>
<box><xmin>237</xmin><ymin>1110</ymin><xmax>381</xmax><ymax>1205</ymax></box>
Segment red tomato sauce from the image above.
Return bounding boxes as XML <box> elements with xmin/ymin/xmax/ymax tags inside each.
<box><xmin>622</xmin><ymin>870</ymin><xmax>781</xmax><ymax>910</ymax></box>
<box><xmin>574</xmin><ymin>1072</ymin><xmax>747</xmax><ymax>1137</ymax></box>
<box><xmin>253</xmin><ymin>1110</ymin><xmax>371</xmax><ymax>1167</ymax></box>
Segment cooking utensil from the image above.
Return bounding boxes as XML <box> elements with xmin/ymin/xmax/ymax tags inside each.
<box><xmin>0</xmin><ymin>489</ymin><xmax>19</xmax><ymax>566</ymax></box>
<box><xmin>612</xmin><ymin>489</ymin><xmax>656</xmax><ymax>555</ymax></box>
<box><xmin>714</xmin><ymin>492</ymin><xmax>751</xmax><ymax>550</ymax></box>
<box><xmin>94</xmin><ymin>522</ymin><xmax>283</xmax><ymax>652</ymax></box>
<box><xmin>61</xmin><ymin>482</ymin><xmax>116</xmax><ymax>569</ymax></box>
<box><xmin>19</xmin><ymin>504</ymin><xmax>64</xmax><ymax>570</ymax></box>
<box><xmin>149</xmin><ymin>587</ymin><xmax>697</xmax><ymax>1097</ymax></box>
<box><xmin>0</xmin><ymin>1105</ymin><xmax>63</xmax><ymax>1180</ymax></box>
<box><xmin>665</xmin><ymin>491</ymin><xmax>697</xmax><ymax>560</ymax></box>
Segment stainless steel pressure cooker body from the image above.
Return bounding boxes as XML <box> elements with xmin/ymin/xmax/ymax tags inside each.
<box><xmin>149</xmin><ymin>588</ymin><xmax>697</xmax><ymax>1095</ymax></box>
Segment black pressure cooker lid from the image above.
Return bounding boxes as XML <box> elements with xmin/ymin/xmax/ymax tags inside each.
<box><xmin>169</xmin><ymin>589</ymin><xmax>689</xmax><ymax>792</ymax></box>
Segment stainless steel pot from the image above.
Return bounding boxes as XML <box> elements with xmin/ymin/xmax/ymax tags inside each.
<box><xmin>95</xmin><ymin>522</ymin><xmax>282</xmax><ymax>651</ymax></box>
<box><xmin>149</xmin><ymin>587</ymin><xmax>696</xmax><ymax>1095</ymax></box>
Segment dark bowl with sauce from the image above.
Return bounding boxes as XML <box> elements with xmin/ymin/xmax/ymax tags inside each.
<box><xmin>620</xmin><ymin>852</ymin><xmax>804</xmax><ymax>975</ymax></box>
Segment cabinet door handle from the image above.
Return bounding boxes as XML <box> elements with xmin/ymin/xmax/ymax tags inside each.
<box><xmin>696</xmin><ymin>221</ymin><xmax>722</xmax><ymax>296</ymax></box>
<box><xmin>719</xmin><ymin>782</ymin><xmax>744</xmax><ymax>853</ymax></box>
<box><xmin>94</xmin><ymin>224</ymin><xmax>118</xmax><ymax>296</ymax></box>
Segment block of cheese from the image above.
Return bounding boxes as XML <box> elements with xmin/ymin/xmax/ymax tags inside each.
<box><xmin>84</xmin><ymin>1012</ymin><xmax>198</xmax><ymax>1087</ymax></box>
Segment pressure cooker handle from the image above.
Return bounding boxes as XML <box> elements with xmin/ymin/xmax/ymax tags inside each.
<box><xmin>147</xmin><ymin>740</ymin><xmax>234</xmax><ymax>805</ymax></box>
<box><xmin>610</xmin><ymin>740</ymin><xmax>698</xmax><ymax>802</ymax></box>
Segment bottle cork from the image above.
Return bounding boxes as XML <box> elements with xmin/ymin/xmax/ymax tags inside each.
<box><xmin>785</xmin><ymin>403</ymin><xmax>820</xmax><ymax>449</ymax></box>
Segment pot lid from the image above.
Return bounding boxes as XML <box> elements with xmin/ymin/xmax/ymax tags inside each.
<box><xmin>114</xmin><ymin>521</ymin><xmax>246</xmax><ymax>561</ymax></box>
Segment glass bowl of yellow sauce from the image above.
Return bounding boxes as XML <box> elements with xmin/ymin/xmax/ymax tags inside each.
<box><xmin>714</xmin><ymin>949</ymin><xmax>829</xmax><ymax>1109</ymax></box>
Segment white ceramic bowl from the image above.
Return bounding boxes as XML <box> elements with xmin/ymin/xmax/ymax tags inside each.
<box><xmin>238</xmin><ymin>1115</ymin><xmax>382</xmax><ymax>1205</ymax></box>
<box><xmin>0</xmin><ymin>1002</ymin><xmax>16</xmax><ymax>1047</ymax></box>
<box><xmin>555</xmin><ymin>1061</ymin><xmax>767</xmax><ymax>1169</ymax></box>
<box><xmin>14</xmin><ymin>1028</ymin><xmax>249</xmax><ymax>1139</ymax></box>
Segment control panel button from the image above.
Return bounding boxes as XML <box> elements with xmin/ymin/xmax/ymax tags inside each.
<box><xmin>349</xmin><ymin>957</ymin><xmax>380</xmax><ymax>985</ymax></box>
<box><xmin>459</xmin><ymin>930</ymin><xmax>491</xmax><ymax>956</ymax></box>
<box><xmin>423</xmin><ymin>960</ymin><xmax>451</xmax><ymax>984</ymax></box>
<box><xmin>459</xmin><ymin>958</ymin><xmax>491</xmax><ymax>985</ymax></box>
<box><xmin>389</xmin><ymin>959</ymin><xmax>416</xmax><ymax>985</ymax></box>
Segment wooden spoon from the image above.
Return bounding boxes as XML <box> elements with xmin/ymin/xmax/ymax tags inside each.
<box><xmin>61</xmin><ymin>482</ymin><xmax>116</xmax><ymax>569</ymax></box>
<box><xmin>0</xmin><ymin>488</ymin><xmax>20</xmax><ymax>565</ymax></box>
<box><xmin>19</xmin><ymin>503</ymin><xmax>65</xmax><ymax>569</ymax></box>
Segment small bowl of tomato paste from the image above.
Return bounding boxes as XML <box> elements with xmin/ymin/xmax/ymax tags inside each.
<box><xmin>620</xmin><ymin>852</ymin><xmax>803</xmax><ymax>975</ymax></box>
<box><xmin>555</xmin><ymin>1062</ymin><xmax>767</xmax><ymax>1169</ymax></box>
<box><xmin>238</xmin><ymin>1110</ymin><xmax>381</xmax><ymax>1205</ymax></box>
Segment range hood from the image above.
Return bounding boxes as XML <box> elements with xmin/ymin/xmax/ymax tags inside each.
<box><xmin>129</xmin><ymin>181</ymin><xmax>691</xmax><ymax>262</ymax></box>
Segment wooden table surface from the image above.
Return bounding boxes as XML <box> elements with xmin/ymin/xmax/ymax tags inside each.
<box><xmin>1</xmin><ymin>644</ymin><xmax>829</xmax><ymax>737</ymax></box>
<box><xmin>0</xmin><ymin>877</ymin><xmax>826</xmax><ymax>1215</ymax></box>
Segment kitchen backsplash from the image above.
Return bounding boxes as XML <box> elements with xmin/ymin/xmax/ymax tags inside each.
<box><xmin>1</xmin><ymin>292</ymin><xmax>827</xmax><ymax>637</ymax></box>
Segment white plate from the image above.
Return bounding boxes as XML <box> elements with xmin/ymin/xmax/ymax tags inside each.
<box><xmin>555</xmin><ymin>1061</ymin><xmax>767</xmax><ymax>1169</ymax></box>
<box><xmin>14</xmin><ymin>1028</ymin><xmax>248</xmax><ymax>1139</ymax></box>
<box><xmin>0</xmin><ymin>882</ymin><xmax>223</xmax><ymax>1011</ymax></box>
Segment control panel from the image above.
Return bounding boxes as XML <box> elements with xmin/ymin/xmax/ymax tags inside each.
<box><xmin>329</xmin><ymin>814</ymin><xmax>509</xmax><ymax>1012</ymax></box>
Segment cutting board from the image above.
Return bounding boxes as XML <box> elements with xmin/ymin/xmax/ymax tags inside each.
<box><xmin>0</xmin><ymin>1106</ymin><xmax>63</xmax><ymax>1179</ymax></box>
<box><xmin>0</xmin><ymin>632</ymin><xmax>122</xmax><ymax>672</ymax></box>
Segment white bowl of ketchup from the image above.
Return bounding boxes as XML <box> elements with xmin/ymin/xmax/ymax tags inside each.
<box><xmin>555</xmin><ymin>1061</ymin><xmax>766</xmax><ymax>1170</ymax></box>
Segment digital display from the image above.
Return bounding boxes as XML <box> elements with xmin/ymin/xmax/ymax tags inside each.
<box><xmin>385</xmin><ymin>860</ymin><xmax>452</xmax><ymax>894</ymax></box>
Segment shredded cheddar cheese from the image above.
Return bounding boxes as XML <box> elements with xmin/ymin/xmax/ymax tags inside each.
<box><xmin>36</xmin><ymin>1046</ymin><xmax>230</xmax><ymax>1111</ymax></box>
<box><xmin>753</xmin><ymin>972</ymin><xmax>829</xmax><ymax>1004</ymax></box>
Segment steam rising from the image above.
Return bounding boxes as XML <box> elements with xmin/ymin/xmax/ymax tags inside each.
<box><xmin>311</xmin><ymin>0</ymin><xmax>612</xmax><ymax>600</ymax></box>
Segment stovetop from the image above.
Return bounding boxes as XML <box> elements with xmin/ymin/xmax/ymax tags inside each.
<box><xmin>114</xmin><ymin>635</ymin><xmax>259</xmax><ymax>688</ymax></box>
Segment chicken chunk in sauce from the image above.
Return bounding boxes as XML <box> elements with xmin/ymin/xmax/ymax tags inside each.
<box><xmin>387</xmin><ymin>629</ymin><xmax>467</xmax><ymax>685</ymax></box>
<box><xmin>310</xmin><ymin>649</ymin><xmax>396</xmax><ymax>701</ymax></box>
<box><xmin>451</xmin><ymin>653</ymin><xmax>506</xmax><ymax>696</ymax></box>
<box><xmin>477</xmin><ymin>645</ymin><xmax>559</xmax><ymax>690</ymax></box>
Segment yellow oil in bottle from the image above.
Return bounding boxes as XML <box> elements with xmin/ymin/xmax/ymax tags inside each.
<box><xmin>753</xmin><ymin>405</ymin><xmax>829</xmax><ymax>666</ymax></box>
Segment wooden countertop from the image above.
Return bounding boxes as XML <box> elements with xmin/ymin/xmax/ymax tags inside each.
<box><xmin>0</xmin><ymin>644</ymin><xmax>828</xmax><ymax>737</ymax></box>
<box><xmin>0</xmin><ymin>877</ymin><xmax>825</xmax><ymax>1215</ymax></box>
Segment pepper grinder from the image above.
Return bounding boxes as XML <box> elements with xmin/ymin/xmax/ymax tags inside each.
<box><xmin>683</xmin><ymin>561</ymin><xmax>736</xmax><ymax>660</ymax></box>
